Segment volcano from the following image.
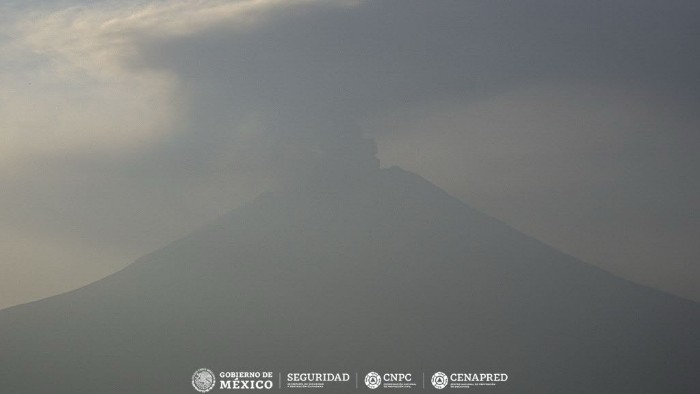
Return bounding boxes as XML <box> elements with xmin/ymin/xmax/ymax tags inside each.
<box><xmin>0</xmin><ymin>167</ymin><xmax>698</xmax><ymax>393</ymax></box>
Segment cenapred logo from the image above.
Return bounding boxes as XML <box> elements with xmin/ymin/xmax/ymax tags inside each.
<box><xmin>192</xmin><ymin>368</ymin><xmax>216</xmax><ymax>393</ymax></box>
<box><xmin>364</xmin><ymin>372</ymin><xmax>381</xmax><ymax>389</ymax></box>
<box><xmin>431</xmin><ymin>372</ymin><xmax>448</xmax><ymax>389</ymax></box>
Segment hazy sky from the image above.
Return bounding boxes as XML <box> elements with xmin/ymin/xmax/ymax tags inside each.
<box><xmin>1</xmin><ymin>0</ymin><xmax>699</xmax><ymax>308</ymax></box>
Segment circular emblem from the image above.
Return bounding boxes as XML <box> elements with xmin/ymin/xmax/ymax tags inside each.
<box><xmin>192</xmin><ymin>368</ymin><xmax>216</xmax><ymax>393</ymax></box>
<box><xmin>364</xmin><ymin>371</ymin><xmax>382</xmax><ymax>389</ymax></box>
<box><xmin>431</xmin><ymin>372</ymin><xmax>448</xmax><ymax>389</ymax></box>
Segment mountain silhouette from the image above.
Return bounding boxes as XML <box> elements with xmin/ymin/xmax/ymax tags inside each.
<box><xmin>0</xmin><ymin>167</ymin><xmax>698</xmax><ymax>393</ymax></box>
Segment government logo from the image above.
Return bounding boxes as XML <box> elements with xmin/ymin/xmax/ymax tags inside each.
<box><xmin>431</xmin><ymin>372</ymin><xmax>448</xmax><ymax>389</ymax></box>
<box><xmin>364</xmin><ymin>372</ymin><xmax>381</xmax><ymax>389</ymax></box>
<box><xmin>192</xmin><ymin>368</ymin><xmax>216</xmax><ymax>392</ymax></box>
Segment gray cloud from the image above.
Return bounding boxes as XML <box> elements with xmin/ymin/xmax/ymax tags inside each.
<box><xmin>1</xmin><ymin>0</ymin><xmax>699</xmax><ymax>308</ymax></box>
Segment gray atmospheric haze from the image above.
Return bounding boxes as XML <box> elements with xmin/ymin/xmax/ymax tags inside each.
<box><xmin>0</xmin><ymin>0</ymin><xmax>699</xmax><ymax>393</ymax></box>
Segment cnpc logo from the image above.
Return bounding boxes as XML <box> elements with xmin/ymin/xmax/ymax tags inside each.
<box><xmin>364</xmin><ymin>372</ymin><xmax>381</xmax><ymax>389</ymax></box>
<box><xmin>383</xmin><ymin>373</ymin><xmax>412</xmax><ymax>383</ymax></box>
<box><xmin>364</xmin><ymin>372</ymin><xmax>413</xmax><ymax>389</ymax></box>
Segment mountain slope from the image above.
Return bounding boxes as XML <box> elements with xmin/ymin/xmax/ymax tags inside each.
<box><xmin>1</xmin><ymin>167</ymin><xmax>698</xmax><ymax>393</ymax></box>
